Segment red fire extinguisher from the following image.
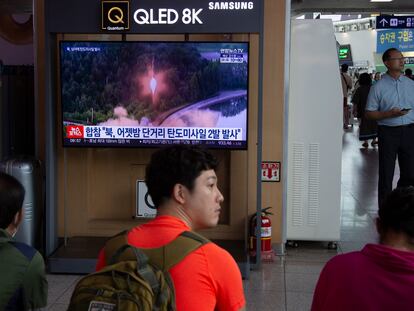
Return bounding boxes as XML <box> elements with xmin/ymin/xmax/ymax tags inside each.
<box><xmin>249</xmin><ymin>207</ymin><xmax>273</xmax><ymax>254</ymax></box>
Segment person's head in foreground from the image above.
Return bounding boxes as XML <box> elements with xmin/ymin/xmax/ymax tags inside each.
<box><xmin>0</xmin><ymin>172</ymin><xmax>25</xmax><ymax>235</ymax></box>
<box><xmin>145</xmin><ymin>145</ymin><xmax>224</xmax><ymax>230</ymax></box>
<box><xmin>311</xmin><ymin>186</ymin><xmax>414</xmax><ymax>311</ymax></box>
<box><xmin>377</xmin><ymin>186</ymin><xmax>414</xmax><ymax>250</ymax></box>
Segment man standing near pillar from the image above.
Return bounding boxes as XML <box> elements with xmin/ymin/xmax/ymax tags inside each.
<box><xmin>366</xmin><ymin>48</ymin><xmax>414</xmax><ymax>206</ymax></box>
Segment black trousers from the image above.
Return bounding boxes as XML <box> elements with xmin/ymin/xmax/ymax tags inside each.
<box><xmin>378</xmin><ymin>124</ymin><xmax>414</xmax><ymax>206</ymax></box>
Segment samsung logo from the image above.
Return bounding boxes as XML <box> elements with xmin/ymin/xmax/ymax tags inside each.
<box><xmin>208</xmin><ymin>1</ymin><xmax>254</xmax><ymax>10</ymax></box>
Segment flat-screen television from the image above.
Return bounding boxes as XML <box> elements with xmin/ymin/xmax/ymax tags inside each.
<box><xmin>60</xmin><ymin>41</ymin><xmax>249</xmax><ymax>149</ymax></box>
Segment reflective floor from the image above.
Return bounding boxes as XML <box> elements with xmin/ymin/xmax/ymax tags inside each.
<box><xmin>46</xmin><ymin>124</ymin><xmax>385</xmax><ymax>310</ymax></box>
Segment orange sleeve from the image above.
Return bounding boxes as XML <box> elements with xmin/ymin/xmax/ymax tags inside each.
<box><xmin>95</xmin><ymin>248</ymin><xmax>106</xmax><ymax>271</ymax></box>
<box><xmin>169</xmin><ymin>243</ymin><xmax>245</xmax><ymax>311</ymax></box>
<box><xmin>204</xmin><ymin>244</ymin><xmax>246</xmax><ymax>311</ymax></box>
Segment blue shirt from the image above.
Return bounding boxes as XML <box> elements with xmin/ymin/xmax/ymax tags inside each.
<box><xmin>366</xmin><ymin>73</ymin><xmax>414</xmax><ymax>126</ymax></box>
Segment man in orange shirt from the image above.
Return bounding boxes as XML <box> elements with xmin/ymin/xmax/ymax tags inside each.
<box><xmin>96</xmin><ymin>146</ymin><xmax>246</xmax><ymax>311</ymax></box>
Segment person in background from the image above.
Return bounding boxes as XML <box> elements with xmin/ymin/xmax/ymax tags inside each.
<box><xmin>0</xmin><ymin>173</ymin><xmax>48</xmax><ymax>310</ymax></box>
<box><xmin>312</xmin><ymin>186</ymin><xmax>414</xmax><ymax>311</ymax></box>
<box><xmin>352</xmin><ymin>73</ymin><xmax>377</xmax><ymax>148</ymax></box>
<box><xmin>366</xmin><ymin>48</ymin><xmax>414</xmax><ymax>207</ymax></box>
<box><xmin>340</xmin><ymin>63</ymin><xmax>353</xmax><ymax>129</ymax></box>
<box><xmin>96</xmin><ymin>146</ymin><xmax>246</xmax><ymax>311</ymax></box>
<box><xmin>352</xmin><ymin>71</ymin><xmax>360</xmax><ymax>92</ymax></box>
<box><xmin>372</xmin><ymin>72</ymin><xmax>381</xmax><ymax>84</ymax></box>
<box><xmin>405</xmin><ymin>68</ymin><xmax>414</xmax><ymax>80</ymax></box>
<box><xmin>353</xmin><ymin>71</ymin><xmax>360</xmax><ymax>87</ymax></box>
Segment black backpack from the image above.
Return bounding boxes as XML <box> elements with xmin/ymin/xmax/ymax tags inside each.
<box><xmin>68</xmin><ymin>230</ymin><xmax>209</xmax><ymax>311</ymax></box>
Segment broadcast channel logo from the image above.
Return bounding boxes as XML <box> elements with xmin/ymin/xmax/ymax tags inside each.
<box><xmin>66</xmin><ymin>125</ymin><xmax>84</xmax><ymax>138</ymax></box>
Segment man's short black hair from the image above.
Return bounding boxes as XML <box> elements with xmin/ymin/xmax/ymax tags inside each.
<box><xmin>145</xmin><ymin>146</ymin><xmax>219</xmax><ymax>208</ymax></box>
<box><xmin>0</xmin><ymin>173</ymin><xmax>25</xmax><ymax>229</ymax></box>
<box><xmin>358</xmin><ymin>72</ymin><xmax>372</xmax><ymax>86</ymax></box>
<box><xmin>379</xmin><ymin>187</ymin><xmax>414</xmax><ymax>240</ymax></box>
<box><xmin>341</xmin><ymin>64</ymin><xmax>349</xmax><ymax>72</ymax></box>
<box><xmin>405</xmin><ymin>68</ymin><xmax>412</xmax><ymax>76</ymax></box>
<box><xmin>382</xmin><ymin>48</ymin><xmax>400</xmax><ymax>63</ymax></box>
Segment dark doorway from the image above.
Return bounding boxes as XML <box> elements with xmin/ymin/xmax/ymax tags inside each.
<box><xmin>0</xmin><ymin>65</ymin><xmax>35</xmax><ymax>158</ymax></box>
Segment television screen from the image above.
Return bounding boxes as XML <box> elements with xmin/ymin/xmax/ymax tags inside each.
<box><xmin>60</xmin><ymin>41</ymin><xmax>249</xmax><ymax>149</ymax></box>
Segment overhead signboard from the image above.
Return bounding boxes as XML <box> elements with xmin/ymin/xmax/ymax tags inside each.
<box><xmin>376</xmin><ymin>16</ymin><xmax>414</xmax><ymax>29</ymax></box>
<box><xmin>404</xmin><ymin>57</ymin><xmax>414</xmax><ymax>64</ymax></box>
<box><xmin>376</xmin><ymin>29</ymin><xmax>414</xmax><ymax>53</ymax></box>
<box><xmin>46</xmin><ymin>0</ymin><xmax>263</xmax><ymax>34</ymax></box>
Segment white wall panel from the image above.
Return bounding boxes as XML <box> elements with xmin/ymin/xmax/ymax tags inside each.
<box><xmin>287</xmin><ymin>20</ymin><xmax>342</xmax><ymax>241</ymax></box>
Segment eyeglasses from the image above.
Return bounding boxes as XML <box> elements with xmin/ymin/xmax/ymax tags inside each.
<box><xmin>388</xmin><ymin>57</ymin><xmax>405</xmax><ymax>61</ymax></box>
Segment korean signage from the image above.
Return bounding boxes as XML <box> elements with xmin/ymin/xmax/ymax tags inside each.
<box><xmin>67</xmin><ymin>125</ymin><xmax>242</xmax><ymax>141</ymax></box>
<box><xmin>65</xmin><ymin>125</ymin><xmax>243</xmax><ymax>148</ymax></box>
<box><xmin>339</xmin><ymin>46</ymin><xmax>350</xmax><ymax>60</ymax></box>
<box><xmin>405</xmin><ymin>57</ymin><xmax>414</xmax><ymax>64</ymax></box>
<box><xmin>376</xmin><ymin>16</ymin><xmax>414</xmax><ymax>29</ymax></box>
<box><xmin>261</xmin><ymin>162</ymin><xmax>280</xmax><ymax>182</ymax></box>
<box><xmin>338</xmin><ymin>44</ymin><xmax>352</xmax><ymax>64</ymax></box>
<box><xmin>376</xmin><ymin>29</ymin><xmax>414</xmax><ymax>53</ymax></box>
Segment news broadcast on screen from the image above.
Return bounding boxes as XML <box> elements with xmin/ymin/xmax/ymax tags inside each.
<box><xmin>60</xmin><ymin>41</ymin><xmax>249</xmax><ymax>149</ymax></box>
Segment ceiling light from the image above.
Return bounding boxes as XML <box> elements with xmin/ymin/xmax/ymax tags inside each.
<box><xmin>370</xmin><ymin>0</ymin><xmax>393</xmax><ymax>2</ymax></box>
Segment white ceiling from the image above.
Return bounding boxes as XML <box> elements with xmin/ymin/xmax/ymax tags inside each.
<box><xmin>292</xmin><ymin>0</ymin><xmax>414</xmax><ymax>14</ymax></box>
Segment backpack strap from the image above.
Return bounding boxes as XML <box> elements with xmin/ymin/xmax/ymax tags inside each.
<box><xmin>103</xmin><ymin>230</ymin><xmax>129</xmax><ymax>264</ymax></box>
<box><xmin>141</xmin><ymin>231</ymin><xmax>210</xmax><ymax>271</ymax></box>
<box><xmin>104</xmin><ymin>230</ymin><xmax>210</xmax><ymax>271</ymax></box>
<box><xmin>102</xmin><ymin>229</ymin><xmax>209</xmax><ymax>305</ymax></box>
<box><xmin>104</xmin><ymin>231</ymin><xmax>161</xmax><ymax>298</ymax></box>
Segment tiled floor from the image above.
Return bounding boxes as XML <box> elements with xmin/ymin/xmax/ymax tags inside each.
<box><xmin>46</xmin><ymin>124</ymin><xmax>383</xmax><ymax>310</ymax></box>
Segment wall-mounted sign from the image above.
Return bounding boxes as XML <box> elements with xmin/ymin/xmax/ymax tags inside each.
<box><xmin>404</xmin><ymin>57</ymin><xmax>414</xmax><ymax>64</ymax></box>
<box><xmin>46</xmin><ymin>0</ymin><xmax>263</xmax><ymax>34</ymax></box>
<box><xmin>376</xmin><ymin>16</ymin><xmax>414</xmax><ymax>29</ymax></box>
<box><xmin>136</xmin><ymin>180</ymin><xmax>156</xmax><ymax>218</ymax></box>
<box><xmin>261</xmin><ymin>161</ymin><xmax>280</xmax><ymax>182</ymax></box>
<box><xmin>102</xmin><ymin>1</ymin><xmax>130</xmax><ymax>31</ymax></box>
<box><xmin>338</xmin><ymin>46</ymin><xmax>351</xmax><ymax>60</ymax></box>
<box><xmin>338</xmin><ymin>44</ymin><xmax>353</xmax><ymax>65</ymax></box>
<box><xmin>376</xmin><ymin>29</ymin><xmax>414</xmax><ymax>53</ymax></box>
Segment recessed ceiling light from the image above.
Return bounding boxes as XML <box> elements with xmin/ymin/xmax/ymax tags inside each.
<box><xmin>370</xmin><ymin>0</ymin><xmax>393</xmax><ymax>2</ymax></box>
